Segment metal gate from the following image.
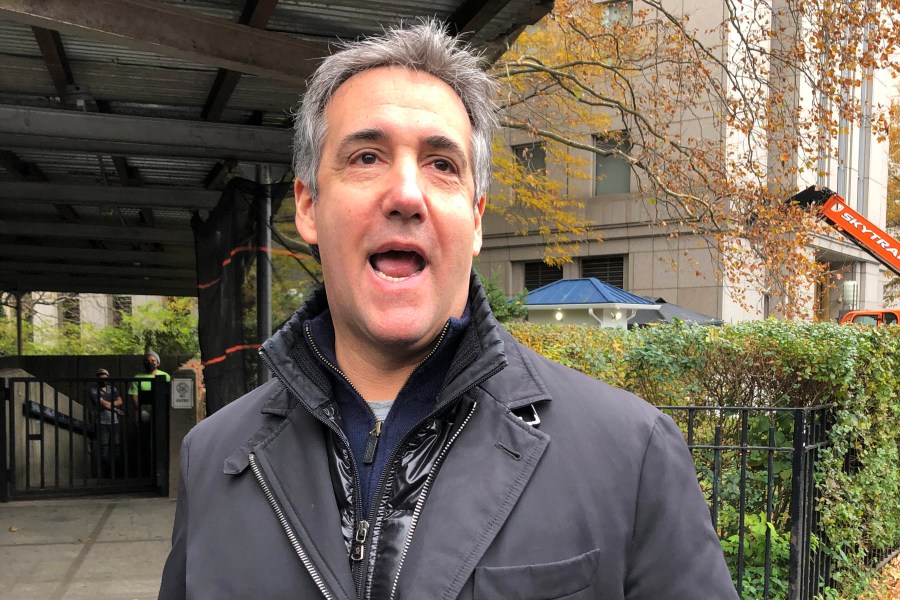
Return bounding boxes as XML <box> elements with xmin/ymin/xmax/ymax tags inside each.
<box><xmin>1</xmin><ymin>375</ymin><xmax>169</xmax><ymax>501</ymax></box>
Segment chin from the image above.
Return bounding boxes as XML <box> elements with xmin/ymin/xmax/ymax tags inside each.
<box><xmin>368</xmin><ymin>321</ymin><xmax>436</xmax><ymax>350</ymax></box>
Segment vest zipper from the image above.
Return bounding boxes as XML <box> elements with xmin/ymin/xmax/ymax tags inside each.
<box><xmin>300</xmin><ymin>318</ymin><xmax>457</xmax><ymax>599</ymax></box>
<box><xmin>388</xmin><ymin>400</ymin><xmax>478</xmax><ymax>600</ymax></box>
<box><xmin>267</xmin><ymin>319</ymin><xmax>488</xmax><ymax>600</ymax></box>
<box><xmin>301</xmin><ymin>324</ymin><xmax>375</xmax><ymax>598</ymax></box>
<box><xmin>363</xmin><ymin>420</ymin><xmax>382</xmax><ymax>464</ymax></box>
<box><xmin>249</xmin><ymin>452</ymin><xmax>335</xmax><ymax>600</ymax></box>
<box><xmin>258</xmin><ymin>347</ymin><xmax>366</xmax><ymax>597</ymax></box>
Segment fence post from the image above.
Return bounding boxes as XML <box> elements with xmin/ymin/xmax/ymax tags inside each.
<box><xmin>153</xmin><ymin>375</ymin><xmax>170</xmax><ymax>495</ymax></box>
<box><xmin>0</xmin><ymin>380</ymin><xmax>8</xmax><ymax>502</ymax></box>
<box><xmin>788</xmin><ymin>409</ymin><xmax>807</xmax><ymax>600</ymax></box>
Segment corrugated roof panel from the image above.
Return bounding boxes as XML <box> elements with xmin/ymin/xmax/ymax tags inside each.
<box><xmin>104</xmin><ymin>101</ymin><xmax>203</xmax><ymax>121</ymax></box>
<box><xmin>228</xmin><ymin>74</ymin><xmax>301</xmax><ymax>112</ymax></box>
<box><xmin>59</xmin><ymin>33</ymin><xmax>219</xmax><ymax>71</ymax></box>
<box><xmin>128</xmin><ymin>156</ymin><xmax>218</xmax><ymax>187</ymax></box>
<box><xmin>0</xmin><ymin>55</ymin><xmax>56</xmax><ymax>97</ymax></box>
<box><xmin>12</xmin><ymin>149</ymin><xmax>114</xmax><ymax>183</ymax></box>
<box><xmin>153</xmin><ymin>207</ymin><xmax>196</xmax><ymax>226</ymax></box>
<box><xmin>0</xmin><ymin>21</ymin><xmax>41</xmax><ymax>56</ymax></box>
<box><xmin>161</xmin><ymin>0</ymin><xmax>243</xmax><ymax>22</ymax></box>
<box><xmin>71</xmin><ymin>62</ymin><xmax>217</xmax><ymax>106</ymax></box>
<box><xmin>262</xmin><ymin>111</ymin><xmax>293</xmax><ymax>128</ymax></box>
<box><xmin>270</xmin><ymin>0</ymin><xmax>458</xmax><ymax>38</ymax></box>
<box><xmin>526</xmin><ymin>278</ymin><xmax>654</xmax><ymax>306</ymax></box>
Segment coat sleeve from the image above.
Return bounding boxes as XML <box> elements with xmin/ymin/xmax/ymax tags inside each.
<box><xmin>625</xmin><ymin>413</ymin><xmax>739</xmax><ymax>599</ymax></box>
<box><xmin>158</xmin><ymin>439</ymin><xmax>189</xmax><ymax>600</ymax></box>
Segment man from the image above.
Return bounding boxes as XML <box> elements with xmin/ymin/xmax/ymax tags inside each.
<box><xmin>89</xmin><ymin>368</ymin><xmax>123</xmax><ymax>478</ymax></box>
<box><xmin>129</xmin><ymin>350</ymin><xmax>171</xmax><ymax>424</ymax></box>
<box><xmin>160</xmin><ymin>21</ymin><xmax>738</xmax><ymax>599</ymax></box>
<box><xmin>128</xmin><ymin>350</ymin><xmax>170</xmax><ymax>478</ymax></box>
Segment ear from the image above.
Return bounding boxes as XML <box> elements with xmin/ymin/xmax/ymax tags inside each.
<box><xmin>472</xmin><ymin>194</ymin><xmax>486</xmax><ymax>257</ymax></box>
<box><xmin>294</xmin><ymin>178</ymin><xmax>318</xmax><ymax>245</ymax></box>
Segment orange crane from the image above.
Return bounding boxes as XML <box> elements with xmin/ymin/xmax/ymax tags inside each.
<box><xmin>791</xmin><ymin>185</ymin><xmax>900</xmax><ymax>278</ymax></box>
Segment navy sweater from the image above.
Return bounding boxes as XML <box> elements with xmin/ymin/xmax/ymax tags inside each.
<box><xmin>305</xmin><ymin>309</ymin><xmax>471</xmax><ymax>518</ymax></box>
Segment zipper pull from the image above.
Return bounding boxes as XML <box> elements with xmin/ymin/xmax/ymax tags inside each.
<box><xmin>351</xmin><ymin>519</ymin><xmax>370</xmax><ymax>562</ymax></box>
<box><xmin>363</xmin><ymin>420</ymin><xmax>382</xmax><ymax>464</ymax></box>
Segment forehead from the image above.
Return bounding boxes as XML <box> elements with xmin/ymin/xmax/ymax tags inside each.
<box><xmin>324</xmin><ymin>66</ymin><xmax>472</xmax><ymax>147</ymax></box>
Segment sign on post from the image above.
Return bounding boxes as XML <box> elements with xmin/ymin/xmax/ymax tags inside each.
<box><xmin>171</xmin><ymin>378</ymin><xmax>194</xmax><ymax>409</ymax></box>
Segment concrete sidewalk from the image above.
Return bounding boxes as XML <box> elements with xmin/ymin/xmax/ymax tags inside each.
<box><xmin>0</xmin><ymin>495</ymin><xmax>175</xmax><ymax>600</ymax></box>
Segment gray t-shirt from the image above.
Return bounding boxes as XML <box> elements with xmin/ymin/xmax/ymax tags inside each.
<box><xmin>366</xmin><ymin>400</ymin><xmax>394</xmax><ymax>423</ymax></box>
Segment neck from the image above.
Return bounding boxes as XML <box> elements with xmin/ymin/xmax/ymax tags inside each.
<box><xmin>334</xmin><ymin>337</ymin><xmax>432</xmax><ymax>401</ymax></box>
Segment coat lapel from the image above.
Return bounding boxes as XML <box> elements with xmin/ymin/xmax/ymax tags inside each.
<box><xmin>396</xmin><ymin>391</ymin><xmax>550</xmax><ymax>599</ymax></box>
<box><xmin>252</xmin><ymin>406</ymin><xmax>358</xmax><ymax>600</ymax></box>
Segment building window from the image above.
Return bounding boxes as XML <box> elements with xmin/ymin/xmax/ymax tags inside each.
<box><xmin>595</xmin><ymin>0</ymin><xmax>633</xmax><ymax>25</ymax></box>
<box><xmin>512</xmin><ymin>142</ymin><xmax>547</xmax><ymax>174</ymax></box>
<box><xmin>524</xmin><ymin>261</ymin><xmax>563</xmax><ymax>291</ymax></box>
<box><xmin>581</xmin><ymin>256</ymin><xmax>625</xmax><ymax>288</ymax></box>
<box><xmin>58</xmin><ymin>294</ymin><xmax>80</xmax><ymax>326</ymax></box>
<box><xmin>112</xmin><ymin>295</ymin><xmax>132</xmax><ymax>326</ymax></box>
<box><xmin>593</xmin><ymin>132</ymin><xmax>632</xmax><ymax>195</ymax></box>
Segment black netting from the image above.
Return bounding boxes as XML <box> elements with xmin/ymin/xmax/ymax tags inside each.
<box><xmin>193</xmin><ymin>177</ymin><xmax>290</xmax><ymax>415</ymax></box>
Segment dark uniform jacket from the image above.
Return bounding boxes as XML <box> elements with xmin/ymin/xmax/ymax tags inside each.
<box><xmin>159</xmin><ymin>276</ymin><xmax>738</xmax><ymax>599</ymax></box>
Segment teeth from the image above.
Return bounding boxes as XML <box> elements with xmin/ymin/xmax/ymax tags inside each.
<box><xmin>375</xmin><ymin>270</ymin><xmax>412</xmax><ymax>282</ymax></box>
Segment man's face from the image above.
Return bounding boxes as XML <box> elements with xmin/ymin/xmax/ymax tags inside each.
<box><xmin>145</xmin><ymin>355</ymin><xmax>159</xmax><ymax>370</ymax></box>
<box><xmin>295</xmin><ymin>66</ymin><xmax>485</xmax><ymax>362</ymax></box>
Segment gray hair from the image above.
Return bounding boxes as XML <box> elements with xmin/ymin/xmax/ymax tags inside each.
<box><xmin>292</xmin><ymin>19</ymin><xmax>498</xmax><ymax>204</ymax></box>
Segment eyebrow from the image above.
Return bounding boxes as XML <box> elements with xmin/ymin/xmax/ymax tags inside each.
<box><xmin>425</xmin><ymin>135</ymin><xmax>469</xmax><ymax>170</ymax></box>
<box><xmin>335</xmin><ymin>128</ymin><xmax>386</xmax><ymax>157</ymax></box>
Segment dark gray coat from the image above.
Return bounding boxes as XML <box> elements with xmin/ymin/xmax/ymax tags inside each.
<box><xmin>159</xmin><ymin>287</ymin><xmax>738</xmax><ymax>600</ymax></box>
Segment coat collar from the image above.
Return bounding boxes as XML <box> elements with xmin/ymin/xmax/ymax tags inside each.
<box><xmin>256</xmin><ymin>270</ymin><xmax>546</xmax><ymax>413</ymax></box>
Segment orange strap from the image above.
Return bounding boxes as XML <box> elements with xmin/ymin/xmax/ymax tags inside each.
<box><xmin>202</xmin><ymin>343</ymin><xmax>262</xmax><ymax>366</ymax></box>
<box><xmin>197</xmin><ymin>246</ymin><xmax>311</xmax><ymax>289</ymax></box>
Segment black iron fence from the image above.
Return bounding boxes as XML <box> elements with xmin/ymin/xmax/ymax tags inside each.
<box><xmin>661</xmin><ymin>405</ymin><xmax>832</xmax><ymax>600</ymax></box>
<box><xmin>1</xmin><ymin>375</ymin><xmax>169</xmax><ymax>500</ymax></box>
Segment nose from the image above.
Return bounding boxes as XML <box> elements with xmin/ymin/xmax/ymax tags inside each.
<box><xmin>382</xmin><ymin>157</ymin><xmax>426</xmax><ymax>221</ymax></box>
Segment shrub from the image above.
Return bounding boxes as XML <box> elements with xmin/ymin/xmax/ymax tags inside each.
<box><xmin>506</xmin><ymin>320</ymin><xmax>900</xmax><ymax>598</ymax></box>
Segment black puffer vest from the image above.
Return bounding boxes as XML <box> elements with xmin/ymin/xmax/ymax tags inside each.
<box><xmin>261</xmin><ymin>273</ymin><xmax>506</xmax><ymax>600</ymax></box>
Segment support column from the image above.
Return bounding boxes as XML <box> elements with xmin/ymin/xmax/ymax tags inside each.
<box><xmin>256</xmin><ymin>164</ymin><xmax>272</xmax><ymax>386</ymax></box>
<box><xmin>15</xmin><ymin>292</ymin><xmax>23</xmax><ymax>356</ymax></box>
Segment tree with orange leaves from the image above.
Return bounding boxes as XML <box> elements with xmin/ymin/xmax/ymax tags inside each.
<box><xmin>489</xmin><ymin>0</ymin><xmax>900</xmax><ymax>318</ymax></box>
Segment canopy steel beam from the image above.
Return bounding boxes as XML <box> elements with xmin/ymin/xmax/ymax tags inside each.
<box><xmin>0</xmin><ymin>274</ymin><xmax>197</xmax><ymax>297</ymax></box>
<box><xmin>0</xmin><ymin>220</ymin><xmax>194</xmax><ymax>244</ymax></box>
<box><xmin>0</xmin><ymin>244</ymin><xmax>195</xmax><ymax>268</ymax></box>
<box><xmin>449</xmin><ymin>0</ymin><xmax>515</xmax><ymax>36</ymax></box>
<box><xmin>0</xmin><ymin>0</ymin><xmax>324</xmax><ymax>84</ymax></box>
<box><xmin>0</xmin><ymin>182</ymin><xmax>221</xmax><ymax>209</ymax></box>
<box><xmin>0</xmin><ymin>150</ymin><xmax>47</xmax><ymax>181</ymax></box>
<box><xmin>3</xmin><ymin>260</ymin><xmax>194</xmax><ymax>280</ymax></box>
<box><xmin>0</xmin><ymin>105</ymin><xmax>292</xmax><ymax>162</ymax></box>
<box><xmin>202</xmin><ymin>0</ymin><xmax>280</xmax><ymax>122</ymax></box>
<box><xmin>31</xmin><ymin>26</ymin><xmax>73</xmax><ymax>96</ymax></box>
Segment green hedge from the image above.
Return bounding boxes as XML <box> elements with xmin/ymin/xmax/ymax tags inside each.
<box><xmin>506</xmin><ymin>320</ymin><xmax>900</xmax><ymax>598</ymax></box>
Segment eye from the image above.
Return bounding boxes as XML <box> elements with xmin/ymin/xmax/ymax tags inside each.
<box><xmin>357</xmin><ymin>152</ymin><xmax>378</xmax><ymax>165</ymax></box>
<box><xmin>431</xmin><ymin>158</ymin><xmax>455</xmax><ymax>173</ymax></box>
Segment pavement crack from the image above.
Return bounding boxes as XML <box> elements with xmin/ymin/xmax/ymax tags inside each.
<box><xmin>48</xmin><ymin>502</ymin><xmax>116</xmax><ymax>600</ymax></box>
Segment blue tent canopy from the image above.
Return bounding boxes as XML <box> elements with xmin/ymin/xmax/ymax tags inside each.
<box><xmin>525</xmin><ymin>278</ymin><xmax>655</xmax><ymax>307</ymax></box>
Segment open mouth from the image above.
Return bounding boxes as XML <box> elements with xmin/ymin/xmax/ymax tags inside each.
<box><xmin>369</xmin><ymin>250</ymin><xmax>426</xmax><ymax>281</ymax></box>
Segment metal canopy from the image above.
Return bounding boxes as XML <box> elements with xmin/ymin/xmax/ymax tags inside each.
<box><xmin>0</xmin><ymin>0</ymin><xmax>551</xmax><ymax>297</ymax></box>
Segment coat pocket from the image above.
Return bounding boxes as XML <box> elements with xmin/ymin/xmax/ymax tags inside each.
<box><xmin>473</xmin><ymin>549</ymin><xmax>602</xmax><ymax>600</ymax></box>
